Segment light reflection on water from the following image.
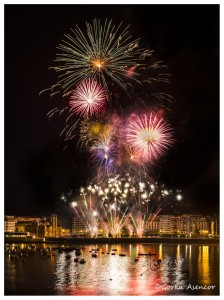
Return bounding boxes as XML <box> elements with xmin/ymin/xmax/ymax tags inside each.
<box><xmin>5</xmin><ymin>243</ymin><xmax>219</xmax><ymax>295</ymax></box>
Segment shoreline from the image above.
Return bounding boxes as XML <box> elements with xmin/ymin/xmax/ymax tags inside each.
<box><xmin>4</xmin><ymin>237</ymin><xmax>219</xmax><ymax>245</ymax></box>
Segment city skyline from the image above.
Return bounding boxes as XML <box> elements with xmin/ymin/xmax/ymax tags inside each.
<box><xmin>4</xmin><ymin>212</ymin><xmax>219</xmax><ymax>237</ymax></box>
<box><xmin>5</xmin><ymin>5</ymin><xmax>219</xmax><ymax>217</ymax></box>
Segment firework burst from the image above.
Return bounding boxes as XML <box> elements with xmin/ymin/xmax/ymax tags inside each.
<box><xmin>70</xmin><ymin>79</ymin><xmax>106</xmax><ymax>117</ymax></box>
<box><xmin>125</xmin><ymin>112</ymin><xmax>173</xmax><ymax>162</ymax></box>
<box><xmin>52</xmin><ymin>19</ymin><xmax>142</xmax><ymax>95</ymax></box>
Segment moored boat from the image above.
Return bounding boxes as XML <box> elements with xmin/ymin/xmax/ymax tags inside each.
<box><xmin>79</xmin><ymin>258</ymin><xmax>86</xmax><ymax>264</ymax></box>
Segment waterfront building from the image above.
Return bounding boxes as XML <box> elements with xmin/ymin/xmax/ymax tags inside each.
<box><xmin>157</xmin><ymin>214</ymin><xmax>210</xmax><ymax>236</ymax></box>
<box><xmin>180</xmin><ymin>214</ymin><xmax>191</xmax><ymax>234</ymax></box>
<box><xmin>190</xmin><ymin>215</ymin><xmax>209</xmax><ymax>235</ymax></box>
<box><xmin>146</xmin><ymin>215</ymin><xmax>160</xmax><ymax>235</ymax></box>
<box><xmin>4</xmin><ymin>214</ymin><xmax>69</xmax><ymax>238</ymax></box>
<box><xmin>72</xmin><ymin>216</ymin><xmax>86</xmax><ymax>236</ymax></box>
<box><xmin>16</xmin><ymin>216</ymin><xmax>41</xmax><ymax>223</ymax></box>
<box><xmin>171</xmin><ymin>216</ymin><xmax>181</xmax><ymax>234</ymax></box>
<box><xmin>159</xmin><ymin>215</ymin><xmax>172</xmax><ymax>234</ymax></box>
<box><xmin>4</xmin><ymin>216</ymin><xmax>16</xmax><ymax>232</ymax></box>
<box><xmin>51</xmin><ymin>214</ymin><xmax>58</xmax><ymax>237</ymax></box>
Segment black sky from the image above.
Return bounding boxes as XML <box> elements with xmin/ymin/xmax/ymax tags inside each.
<box><xmin>5</xmin><ymin>4</ymin><xmax>219</xmax><ymax>219</ymax></box>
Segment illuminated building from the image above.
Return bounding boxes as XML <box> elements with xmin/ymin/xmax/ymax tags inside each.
<box><xmin>209</xmin><ymin>215</ymin><xmax>219</xmax><ymax>237</ymax></box>
<box><xmin>51</xmin><ymin>214</ymin><xmax>58</xmax><ymax>237</ymax></box>
<box><xmin>4</xmin><ymin>216</ymin><xmax>16</xmax><ymax>232</ymax></box>
<box><xmin>180</xmin><ymin>214</ymin><xmax>191</xmax><ymax>234</ymax></box>
<box><xmin>171</xmin><ymin>216</ymin><xmax>181</xmax><ymax>234</ymax></box>
<box><xmin>4</xmin><ymin>214</ymin><xmax>68</xmax><ymax>238</ymax></box>
<box><xmin>146</xmin><ymin>215</ymin><xmax>160</xmax><ymax>234</ymax></box>
<box><xmin>72</xmin><ymin>216</ymin><xmax>86</xmax><ymax>236</ymax></box>
<box><xmin>190</xmin><ymin>215</ymin><xmax>209</xmax><ymax>236</ymax></box>
<box><xmin>159</xmin><ymin>215</ymin><xmax>172</xmax><ymax>234</ymax></box>
<box><xmin>158</xmin><ymin>214</ymin><xmax>210</xmax><ymax>236</ymax></box>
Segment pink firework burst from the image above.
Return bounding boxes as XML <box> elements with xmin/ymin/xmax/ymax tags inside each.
<box><xmin>125</xmin><ymin>113</ymin><xmax>173</xmax><ymax>162</ymax></box>
<box><xmin>70</xmin><ymin>79</ymin><xmax>106</xmax><ymax>117</ymax></box>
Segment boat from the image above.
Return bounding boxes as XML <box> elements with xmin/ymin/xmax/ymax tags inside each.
<box><xmin>111</xmin><ymin>253</ymin><xmax>115</xmax><ymax>255</ymax></box>
<box><xmin>134</xmin><ymin>258</ymin><xmax>139</xmax><ymax>262</ymax></box>
<box><xmin>119</xmin><ymin>254</ymin><xmax>126</xmax><ymax>256</ymax></box>
<box><xmin>74</xmin><ymin>258</ymin><xmax>79</xmax><ymax>262</ymax></box>
<box><xmin>138</xmin><ymin>252</ymin><xmax>156</xmax><ymax>256</ymax></box>
<box><xmin>92</xmin><ymin>253</ymin><xmax>97</xmax><ymax>258</ymax></box>
<box><xmin>79</xmin><ymin>259</ymin><xmax>86</xmax><ymax>264</ymax></box>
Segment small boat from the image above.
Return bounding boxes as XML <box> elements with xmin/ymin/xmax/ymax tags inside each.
<box><xmin>111</xmin><ymin>253</ymin><xmax>115</xmax><ymax>255</ymax></box>
<box><xmin>92</xmin><ymin>253</ymin><xmax>97</xmax><ymax>258</ymax></box>
<box><xmin>134</xmin><ymin>258</ymin><xmax>139</xmax><ymax>262</ymax></box>
<box><xmin>138</xmin><ymin>253</ymin><xmax>156</xmax><ymax>256</ymax></box>
<box><xmin>79</xmin><ymin>259</ymin><xmax>86</xmax><ymax>264</ymax></box>
<box><xmin>74</xmin><ymin>258</ymin><xmax>79</xmax><ymax>262</ymax></box>
<box><xmin>119</xmin><ymin>254</ymin><xmax>126</xmax><ymax>256</ymax></box>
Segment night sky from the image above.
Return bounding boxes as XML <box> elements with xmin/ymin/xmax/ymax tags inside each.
<box><xmin>5</xmin><ymin>4</ymin><xmax>219</xmax><ymax>220</ymax></box>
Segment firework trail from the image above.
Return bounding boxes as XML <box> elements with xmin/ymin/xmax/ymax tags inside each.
<box><xmin>70</xmin><ymin>188</ymin><xmax>109</xmax><ymax>238</ymax></box>
<box><xmin>130</xmin><ymin>184</ymin><xmax>175</xmax><ymax>237</ymax></box>
<box><xmin>76</xmin><ymin>174</ymin><xmax>135</xmax><ymax>237</ymax></box>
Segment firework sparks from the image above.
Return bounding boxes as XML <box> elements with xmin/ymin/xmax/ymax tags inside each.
<box><xmin>52</xmin><ymin>19</ymin><xmax>142</xmax><ymax>95</ymax></box>
<box><xmin>66</xmin><ymin>173</ymin><xmax>182</xmax><ymax>238</ymax></box>
<box><xmin>70</xmin><ymin>79</ymin><xmax>106</xmax><ymax>117</ymax></box>
<box><xmin>125</xmin><ymin>112</ymin><xmax>173</xmax><ymax>162</ymax></box>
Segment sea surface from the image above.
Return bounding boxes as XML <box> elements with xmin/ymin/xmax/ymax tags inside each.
<box><xmin>4</xmin><ymin>242</ymin><xmax>219</xmax><ymax>295</ymax></box>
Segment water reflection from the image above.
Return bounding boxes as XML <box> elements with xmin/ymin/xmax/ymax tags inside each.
<box><xmin>5</xmin><ymin>243</ymin><xmax>219</xmax><ymax>295</ymax></box>
<box><xmin>198</xmin><ymin>246</ymin><xmax>210</xmax><ymax>285</ymax></box>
